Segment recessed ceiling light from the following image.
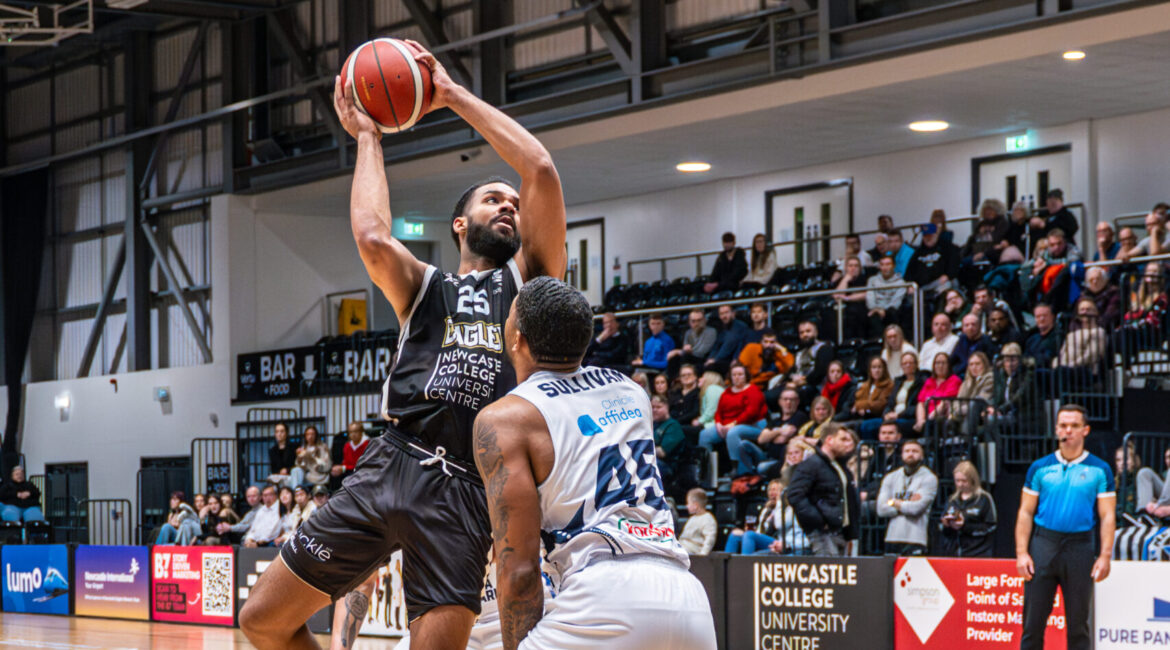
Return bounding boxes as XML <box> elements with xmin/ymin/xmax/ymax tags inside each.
<box><xmin>908</xmin><ymin>120</ymin><xmax>949</xmax><ymax>132</ymax></box>
<box><xmin>676</xmin><ymin>162</ymin><xmax>711</xmax><ymax>173</ymax></box>
<box><xmin>1062</xmin><ymin>50</ymin><xmax>1086</xmax><ymax>61</ymax></box>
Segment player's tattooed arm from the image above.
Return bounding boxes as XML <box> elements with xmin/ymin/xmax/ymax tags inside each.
<box><xmin>474</xmin><ymin>400</ymin><xmax>545</xmax><ymax>650</ymax></box>
<box><xmin>339</xmin><ymin>590</ymin><xmax>369</xmax><ymax>648</ymax></box>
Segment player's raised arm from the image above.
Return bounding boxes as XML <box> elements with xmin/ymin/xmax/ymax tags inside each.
<box><xmin>410</xmin><ymin>43</ymin><xmax>567</xmax><ymax>281</ymax></box>
<box><xmin>334</xmin><ymin>75</ymin><xmax>427</xmax><ymax>322</ymax></box>
<box><xmin>473</xmin><ymin>398</ymin><xmax>545</xmax><ymax>650</ymax></box>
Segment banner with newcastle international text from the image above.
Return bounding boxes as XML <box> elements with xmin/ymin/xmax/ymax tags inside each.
<box><xmin>894</xmin><ymin>557</ymin><xmax>1066</xmax><ymax>649</ymax></box>
<box><xmin>74</xmin><ymin>545</ymin><xmax>149</xmax><ymax>620</ymax></box>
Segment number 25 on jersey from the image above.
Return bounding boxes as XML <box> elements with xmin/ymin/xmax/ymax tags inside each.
<box><xmin>456</xmin><ymin>286</ymin><xmax>490</xmax><ymax>315</ymax></box>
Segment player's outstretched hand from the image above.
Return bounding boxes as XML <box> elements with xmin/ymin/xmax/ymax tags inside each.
<box><xmin>404</xmin><ymin>39</ymin><xmax>458</xmax><ymax>113</ymax></box>
<box><xmin>333</xmin><ymin>75</ymin><xmax>381</xmax><ymax>141</ymax></box>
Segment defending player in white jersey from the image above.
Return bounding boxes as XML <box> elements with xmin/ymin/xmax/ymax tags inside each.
<box><xmin>472</xmin><ymin>276</ymin><xmax>717</xmax><ymax>650</ymax></box>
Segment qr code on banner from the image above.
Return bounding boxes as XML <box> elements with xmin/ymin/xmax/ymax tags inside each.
<box><xmin>202</xmin><ymin>553</ymin><xmax>234</xmax><ymax>617</ymax></box>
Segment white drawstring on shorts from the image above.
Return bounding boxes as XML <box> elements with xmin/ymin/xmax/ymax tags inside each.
<box><xmin>415</xmin><ymin>444</ymin><xmax>453</xmax><ymax>477</ymax></box>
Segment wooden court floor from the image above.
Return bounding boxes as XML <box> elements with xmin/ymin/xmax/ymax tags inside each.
<box><xmin>0</xmin><ymin>612</ymin><xmax>401</xmax><ymax>649</ymax></box>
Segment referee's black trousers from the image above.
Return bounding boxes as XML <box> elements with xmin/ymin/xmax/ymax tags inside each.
<box><xmin>1020</xmin><ymin>526</ymin><xmax>1095</xmax><ymax>650</ymax></box>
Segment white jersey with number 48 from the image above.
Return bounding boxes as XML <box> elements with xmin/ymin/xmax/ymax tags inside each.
<box><xmin>509</xmin><ymin>366</ymin><xmax>689</xmax><ymax>588</ymax></box>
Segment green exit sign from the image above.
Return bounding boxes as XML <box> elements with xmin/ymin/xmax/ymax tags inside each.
<box><xmin>1006</xmin><ymin>134</ymin><xmax>1030</xmax><ymax>152</ymax></box>
<box><xmin>403</xmin><ymin>221</ymin><xmax>425</xmax><ymax>237</ymax></box>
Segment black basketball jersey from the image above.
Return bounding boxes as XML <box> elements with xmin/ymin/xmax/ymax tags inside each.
<box><xmin>380</xmin><ymin>259</ymin><xmax>523</xmax><ymax>463</ymax></box>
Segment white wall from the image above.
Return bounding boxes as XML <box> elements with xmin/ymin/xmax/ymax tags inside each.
<box><xmin>571</xmin><ymin>118</ymin><xmax>1097</xmax><ymax>284</ymax></box>
<box><xmin>1094</xmin><ymin>106</ymin><xmax>1170</xmax><ymax>220</ymax></box>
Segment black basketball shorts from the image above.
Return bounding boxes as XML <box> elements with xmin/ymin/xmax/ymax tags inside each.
<box><xmin>280</xmin><ymin>431</ymin><xmax>492</xmax><ymax>622</ymax></box>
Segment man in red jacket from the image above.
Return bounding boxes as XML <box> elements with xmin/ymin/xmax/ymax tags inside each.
<box><xmin>330</xmin><ymin>421</ymin><xmax>370</xmax><ymax>481</ymax></box>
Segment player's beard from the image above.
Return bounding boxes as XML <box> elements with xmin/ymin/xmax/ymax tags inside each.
<box><xmin>465</xmin><ymin>220</ymin><xmax>520</xmax><ymax>267</ymax></box>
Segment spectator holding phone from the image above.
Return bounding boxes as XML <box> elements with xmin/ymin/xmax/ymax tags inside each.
<box><xmin>938</xmin><ymin>461</ymin><xmax>997</xmax><ymax>557</ymax></box>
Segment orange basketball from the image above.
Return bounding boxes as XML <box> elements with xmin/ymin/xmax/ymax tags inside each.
<box><xmin>342</xmin><ymin>38</ymin><xmax>433</xmax><ymax>133</ymax></box>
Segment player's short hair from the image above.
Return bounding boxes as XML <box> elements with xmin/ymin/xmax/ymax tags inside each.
<box><xmin>901</xmin><ymin>438</ymin><xmax>924</xmax><ymax>452</ymax></box>
<box><xmin>514</xmin><ymin>276</ymin><xmax>594</xmax><ymax>365</ymax></box>
<box><xmin>451</xmin><ymin>176</ymin><xmax>518</xmax><ymax>250</ymax></box>
<box><xmin>687</xmin><ymin>487</ymin><xmax>708</xmax><ymax>506</ymax></box>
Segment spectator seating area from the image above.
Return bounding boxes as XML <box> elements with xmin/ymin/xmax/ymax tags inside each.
<box><xmin>591</xmin><ymin>198</ymin><xmax>1170</xmax><ymax>557</ymax></box>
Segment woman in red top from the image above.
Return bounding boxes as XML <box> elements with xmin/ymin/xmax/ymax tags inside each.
<box><xmin>819</xmin><ymin>360</ymin><xmax>853</xmax><ymax>410</ymax></box>
<box><xmin>700</xmin><ymin>364</ymin><xmax>768</xmax><ymax>476</ymax></box>
<box><xmin>914</xmin><ymin>352</ymin><xmax>961</xmax><ymax>434</ymax></box>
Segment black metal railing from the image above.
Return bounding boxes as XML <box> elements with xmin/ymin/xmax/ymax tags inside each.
<box><xmin>191</xmin><ymin>437</ymin><xmax>238</xmax><ymax>498</ymax></box>
<box><xmin>71</xmin><ymin>499</ymin><xmax>134</xmax><ymax>546</ymax></box>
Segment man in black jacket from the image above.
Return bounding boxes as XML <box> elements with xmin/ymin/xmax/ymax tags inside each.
<box><xmin>703</xmin><ymin>232</ymin><xmax>747</xmax><ymax>293</ymax></box>
<box><xmin>773</xmin><ymin>320</ymin><xmax>835</xmax><ymax>410</ymax></box>
<box><xmin>584</xmin><ymin>312</ymin><xmax>632</xmax><ymax>373</ymax></box>
<box><xmin>906</xmin><ymin>223</ymin><xmax>959</xmax><ymax>301</ymax></box>
<box><xmin>1034</xmin><ymin>189</ymin><xmax>1078</xmax><ymax>242</ymax></box>
<box><xmin>786</xmin><ymin>425</ymin><xmax>860</xmax><ymax>556</ymax></box>
<box><xmin>0</xmin><ymin>466</ymin><xmax>44</xmax><ymax>523</ymax></box>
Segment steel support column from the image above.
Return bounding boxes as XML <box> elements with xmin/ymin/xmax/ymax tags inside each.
<box><xmin>124</xmin><ymin>32</ymin><xmax>153</xmax><ymax>371</ymax></box>
<box><xmin>633</xmin><ymin>0</ymin><xmax>665</xmax><ymax>102</ymax></box>
<box><xmin>475</xmin><ymin>0</ymin><xmax>507</xmax><ymax>107</ymax></box>
<box><xmin>338</xmin><ymin>0</ymin><xmax>369</xmax><ymax>55</ymax></box>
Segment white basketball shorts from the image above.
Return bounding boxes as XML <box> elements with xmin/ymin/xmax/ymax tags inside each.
<box><xmin>519</xmin><ymin>557</ymin><xmax>717</xmax><ymax>650</ymax></box>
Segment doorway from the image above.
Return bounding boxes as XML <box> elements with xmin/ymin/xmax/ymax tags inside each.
<box><xmin>765</xmin><ymin>180</ymin><xmax>853</xmax><ymax>266</ymax></box>
<box><xmin>45</xmin><ymin>462</ymin><xmax>88</xmax><ymax>542</ymax></box>
<box><xmin>565</xmin><ymin>218</ymin><xmax>605</xmax><ymax>306</ymax></box>
<box><xmin>972</xmin><ymin>145</ymin><xmax>1072</xmax><ymax>213</ymax></box>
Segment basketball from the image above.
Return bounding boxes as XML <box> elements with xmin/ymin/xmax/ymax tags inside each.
<box><xmin>342</xmin><ymin>38</ymin><xmax>433</xmax><ymax>133</ymax></box>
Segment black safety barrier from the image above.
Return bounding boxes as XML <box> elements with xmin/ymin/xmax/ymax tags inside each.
<box><xmin>72</xmin><ymin>498</ymin><xmax>133</xmax><ymax>546</ymax></box>
<box><xmin>190</xmin><ymin>437</ymin><xmax>238</xmax><ymax>497</ymax></box>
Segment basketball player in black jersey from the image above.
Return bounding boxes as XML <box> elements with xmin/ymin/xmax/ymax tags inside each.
<box><xmin>240</xmin><ymin>41</ymin><xmax>566</xmax><ymax>650</ymax></box>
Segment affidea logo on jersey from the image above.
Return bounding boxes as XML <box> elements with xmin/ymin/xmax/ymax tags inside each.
<box><xmin>576</xmin><ymin>395</ymin><xmax>643</xmax><ymax>436</ymax></box>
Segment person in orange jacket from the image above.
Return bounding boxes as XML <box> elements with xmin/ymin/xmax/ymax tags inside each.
<box><xmin>738</xmin><ymin>329</ymin><xmax>794</xmax><ymax>389</ymax></box>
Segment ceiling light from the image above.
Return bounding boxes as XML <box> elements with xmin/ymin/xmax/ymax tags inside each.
<box><xmin>908</xmin><ymin>120</ymin><xmax>949</xmax><ymax>132</ymax></box>
<box><xmin>676</xmin><ymin>162</ymin><xmax>711</xmax><ymax>173</ymax></box>
<box><xmin>1062</xmin><ymin>50</ymin><xmax>1086</xmax><ymax>61</ymax></box>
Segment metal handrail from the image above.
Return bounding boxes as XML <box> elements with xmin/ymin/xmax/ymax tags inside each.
<box><xmin>596</xmin><ymin>281</ymin><xmax>923</xmax><ymax>348</ymax></box>
<box><xmin>625</xmin><ymin>203</ymin><xmax>1087</xmax><ymax>283</ymax></box>
<box><xmin>1083</xmin><ymin>252</ymin><xmax>1170</xmax><ymax>268</ymax></box>
<box><xmin>626</xmin><ymin>216</ymin><xmax>978</xmax><ymax>283</ymax></box>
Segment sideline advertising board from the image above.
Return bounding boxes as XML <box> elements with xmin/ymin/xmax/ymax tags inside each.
<box><xmin>726</xmin><ymin>555</ymin><xmax>894</xmax><ymax>650</ymax></box>
<box><xmin>359</xmin><ymin>550</ymin><xmax>408</xmax><ymax>638</ymax></box>
<box><xmin>236</xmin><ymin>546</ymin><xmax>331</xmax><ymax>633</ymax></box>
<box><xmin>894</xmin><ymin>557</ymin><xmax>1067</xmax><ymax>649</ymax></box>
<box><xmin>74</xmin><ymin>545</ymin><xmax>150</xmax><ymax>620</ymax></box>
<box><xmin>1</xmin><ymin>544</ymin><xmax>70</xmax><ymax>615</ymax></box>
<box><xmin>1095</xmin><ymin>560</ymin><xmax>1170</xmax><ymax>648</ymax></box>
<box><xmin>151</xmin><ymin>546</ymin><xmax>235</xmax><ymax>626</ymax></box>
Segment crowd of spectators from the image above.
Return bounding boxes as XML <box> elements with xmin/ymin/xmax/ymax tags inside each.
<box><xmin>596</xmin><ymin>194</ymin><xmax>1170</xmax><ymax>557</ymax></box>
